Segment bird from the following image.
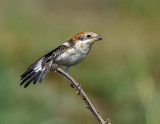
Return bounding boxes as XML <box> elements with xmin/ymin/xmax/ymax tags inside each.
<box><xmin>20</xmin><ymin>32</ymin><xmax>102</xmax><ymax>88</ymax></box>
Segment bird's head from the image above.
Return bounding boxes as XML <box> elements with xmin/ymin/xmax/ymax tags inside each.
<box><xmin>72</xmin><ymin>32</ymin><xmax>102</xmax><ymax>45</ymax></box>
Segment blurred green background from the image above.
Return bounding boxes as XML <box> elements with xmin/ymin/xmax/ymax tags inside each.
<box><xmin>0</xmin><ymin>0</ymin><xmax>160</xmax><ymax>124</ymax></box>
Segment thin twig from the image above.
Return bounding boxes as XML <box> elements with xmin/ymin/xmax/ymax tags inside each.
<box><xmin>54</xmin><ymin>67</ymin><xmax>110</xmax><ymax>124</ymax></box>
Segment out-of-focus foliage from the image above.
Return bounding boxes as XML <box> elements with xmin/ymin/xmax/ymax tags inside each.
<box><xmin>0</xmin><ymin>0</ymin><xmax>160</xmax><ymax>124</ymax></box>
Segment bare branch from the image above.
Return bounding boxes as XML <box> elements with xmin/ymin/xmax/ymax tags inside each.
<box><xmin>54</xmin><ymin>67</ymin><xmax>110</xmax><ymax>124</ymax></box>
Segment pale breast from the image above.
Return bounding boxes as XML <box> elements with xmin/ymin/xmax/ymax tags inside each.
<box><xmin>54</xmin><ymin>41</ymin><xmax>92</xmax><ymax>66</ymax></box>
<box><xmin>54</xmin><ymin>47</ymin><xmax>87</xmax><ymax>66</ymax></box>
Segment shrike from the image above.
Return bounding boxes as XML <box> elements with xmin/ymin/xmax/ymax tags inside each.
<box><xmin>20</xmin><ymin>32</ymin><xmax>102</xmax><ymax>88</ymax></box>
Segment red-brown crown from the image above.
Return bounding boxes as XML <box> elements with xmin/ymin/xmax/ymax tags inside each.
<box><xmin>72</xmin><ymin>32</ymin><xmax>89</xmax><ymax>42</ymax></box>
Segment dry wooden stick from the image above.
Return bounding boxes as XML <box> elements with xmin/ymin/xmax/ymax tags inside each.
<box><xmin>54</xmin><ymin>67</ymin><xmax>111</xmax><ymax>124</ymax></box>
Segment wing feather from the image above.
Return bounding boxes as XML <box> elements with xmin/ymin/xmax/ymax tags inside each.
<box><xmin>33</xmin><ymin>71</ymin><xmax>42</xmax><ymax>85</ymax></box>
<box><xmin>20</xmin><ymin>45</ymin><xmax>70</xmax><ymax>88</ymax></box>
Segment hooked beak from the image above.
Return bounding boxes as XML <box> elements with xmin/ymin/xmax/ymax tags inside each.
<box><xmin>95</xmin><ymin>36</ymin><xmax>102</xmax><ymax>41</ymax></box>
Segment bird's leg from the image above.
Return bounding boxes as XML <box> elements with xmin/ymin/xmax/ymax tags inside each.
<box><xmin>65</xmin><ymin>66</ymin><xmax>70</xmax><ymax>73</ymax></box>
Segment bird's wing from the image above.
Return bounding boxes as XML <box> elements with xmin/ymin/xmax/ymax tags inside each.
<box><xmin>20</xmin><ymin>45</ymin><xmax>70</xmax><ymax>88</ymax></box>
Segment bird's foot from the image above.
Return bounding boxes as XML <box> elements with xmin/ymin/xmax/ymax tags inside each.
<box><xmin>51</xmin><ymin>64</ymin><xmax>58</xmax><ymax>72</ymax></box>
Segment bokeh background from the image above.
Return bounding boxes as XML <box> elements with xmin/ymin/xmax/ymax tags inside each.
<box><xmin>0</xmin><ymin>0</ymin><xmax>160</xmax><ymax>124</ymax></box>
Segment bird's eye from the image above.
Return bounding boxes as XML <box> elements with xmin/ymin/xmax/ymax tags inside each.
<box><xmin>87</xmin><ymin>35</ymin><xmax>91</xmax><ymax>38</ymax></box>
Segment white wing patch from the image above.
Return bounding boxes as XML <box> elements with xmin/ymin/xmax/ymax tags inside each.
<box><xmin>34</xmin><ymin>59</ymin><xmax>43</xmax><ymax>72</ymax></box>
<box><xmin>20</xmin><ymin>44</ymin><xmax>70</xmax><ymax>88</ymax></box>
